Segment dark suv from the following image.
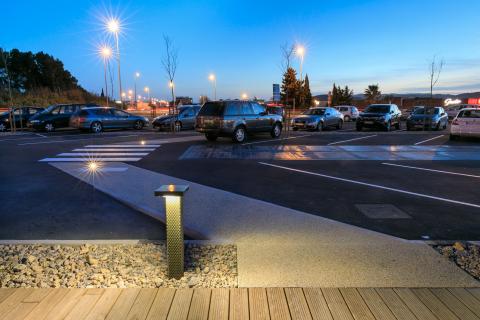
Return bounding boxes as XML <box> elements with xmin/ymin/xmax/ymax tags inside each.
<box><xmin>28</xmin><ymin>103</ymin><xmax>99</xmax><ymax>131</ymax></box>
<box><xmin>195</xmin><ymin>100</ymin><xmax>283</xmax><ymax>143</ymax></box>
<box><xmin>356</xmin><ymin>104</ymin><xmax>402</xmax><ymax>131</ymax></box>
<box><xmin>0</xmin><ymin>107</ymin><xmax>44</xmax><ymax>132</ymax></box>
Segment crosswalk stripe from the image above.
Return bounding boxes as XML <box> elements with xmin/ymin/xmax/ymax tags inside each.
<box><xmin>40</xmin><ymin>158</ymin><xmax>142</xmax><ymax>162</ymax></box>
<box><xmin>72</xmin><ymin>148</ymin><xmax>155</xmax><ymax>152</ymax></box>
<box><xmin>57</xmin><ymin>152</ymin><xmax>149</xmax><ymax>156</ymax></box>
<box><xmin>84</xmin><ymin>144</ymin><xmax>160</xmax><ymax>148</ymax></box>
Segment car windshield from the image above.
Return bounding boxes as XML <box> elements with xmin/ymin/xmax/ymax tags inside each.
<box><xmin>198</xmin><ymin>102</ymin><xmax>225</xmax><ymax>116</ymax></box>
<box><xmin>303</xmin><ymin>109</ymin><xmax>325</xmax><ymax>115</ymax></box>
<box><xmin>413</xmin><ymin>107</ymin><xmax>438</xmax><ymax>115</ymax></box>
<box><xmin>364</xmin><ymin>105</ymin><xmax>390</xmax><ymax>113</ymax></box>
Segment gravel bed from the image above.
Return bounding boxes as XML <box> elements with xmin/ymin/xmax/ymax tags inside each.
<box><xmin>434</xmin><ymin>242</ymin><xmax>480</xmax><ymax>280</ymax></box>
<box><xmin>0</xmin><ymin>243</ymin><xmax>237</xmax><ymax>288</ymax></box>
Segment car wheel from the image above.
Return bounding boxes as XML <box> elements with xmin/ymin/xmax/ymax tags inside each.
<box><xmin>232</xmin><ymin>126</ymin><xmax>247</xmax><ymax>143</ymax></box>
<box><xmin>0</xmin><ymin>123</ymin><xmax>6</xmax><ymax>132</ymax></box>
<box><xmin>271</xmin><ymin>123</ymin><xmax>282</xmax><ymax>138</ymax></box>
<box><xmin>385</xmin><ymin>121</ymin><xmax>391</xmax><ymax>132</ymax></box>
<box><xmin>344</xmin><ymin>115</ymin><xmax>351</xmax><ymax>122</ymax></box>
<box><xmin>336</xmin><ymin>120</ymin><xmax>343</xmax><ymax>130</ymax></box>
<box><xmin>134</xmin><ymin>120</ymin><xmax>144</xmax><ymax>130</ymax></box>
<box><xmin>205</xmin><ymin>133</ymin><xmax>218</xmax><ymax>141</ymax></box>
<box><xmin>443</xmin><ymin>122</ymin><xmax>447</xmax><ymax>130</ymax></box>
<box><xmin>90</xmin><ymin>121</ymin><xmax>103</xmax><ymax>133</ymax></box>
<box><xmin>44</xmin><ymin>122</ymin><xmax>55</xmax><ymax>132</ymax></box>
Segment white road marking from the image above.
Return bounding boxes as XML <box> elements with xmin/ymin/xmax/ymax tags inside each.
<box><xmin>259</xmin><ymin>162</ymin><xmax>480</xmax><ymax>209</ymax></box>
<box><xmin>57</xmin><ymin>152</ymin><xmax>149</xmax><ymax>156</ymax></box>
<box><xmin>18</xmin><ymin>135</ymin><xmax>139</xmax><ymax>145</ymax></box>
<box><xmin>35</xmin><ymin>133</ymin><xmax>47</xmax><ymax>138</ymax></box>
<box><xmin>73</xmin><ymin>148</ymin><xmax>155</xmax><ymax>152</ymax></box>
<box><xmin>78</xmin><ymin>167</ymin><xmax>129</xmax><ymax>172</ymax></box>
<box><xmin>382</xmin><ymin>162</ymin><xmax>480</xmax><ymax>179</ymax></box>
<box><xmin>39</xmin><ymin>158</ymin><xmax>142</xmax><ymax>162</ymax></box>
<box><xmin>84</xmin><ymin>144</ymin><xmax>160</xmax><ymax>148</ymax></box>
<box><xmin>414</xmin><ymin>135</ymin><xmax>444</xmax><ymax>145</ymax></box>
<box><xmin>242</xmin><ymin>134</ymin><xmax>312</xmax><ymax>146</ymax></box>
<box><xmin>327</xmin><ymin>134</ymin><xmax>377</xmax><ymax>145</ymax></box>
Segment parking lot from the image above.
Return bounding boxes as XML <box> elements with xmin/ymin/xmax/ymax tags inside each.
<box><xmin>1</xmin><ymin>121</ymin><xmax>480</xmax><ymax>240</ymax></box>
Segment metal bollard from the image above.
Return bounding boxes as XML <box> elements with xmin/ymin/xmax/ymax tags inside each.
<box><xmin>154</xmin><ymin>184</ymin><xmax>189</xmax><ymax>279</ymax></box>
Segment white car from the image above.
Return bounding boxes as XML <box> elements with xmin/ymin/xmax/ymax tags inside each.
<box><xmin>450</xmin><ymin>108</ymin><xmax>480</xmax><ymax>140</ymax></box>
<box><xmin>334</xmin><ymin>105</ymin><xmax>359</xmax><ymax>121</ymax></box>
<box><xmin>446</xmin><ymin>104</ymin><xmax>478</xmax><ymax>120</ymax></box>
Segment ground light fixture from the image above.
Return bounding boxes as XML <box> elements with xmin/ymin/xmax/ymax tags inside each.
<box><xmin>155</xmin><ymin>184</ymin><xmax>189</xmax><ymax>279</ymax></box>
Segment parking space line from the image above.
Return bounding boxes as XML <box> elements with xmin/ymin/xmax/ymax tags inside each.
<box><xmin>241</xmin><ymin>134</ymin><xmax>312</xmax><ymax>146</ymax></box>
<box><xmin>382</xmin><ymin>162</ymin><xmax>480</xmax><ymax>179</ymax></box>
<box><xmin>39</xmin><ymin>158</ymin><xmax>142</xmax><ymax>162</ymax></box>
<box><xmin>327</xmin><ymin>134</ymin><xmax>377</xmax><ymax>145</ymax></box>
<box><xmin>18</xmin><ymin>135</ymin><xmax>139</xmax><ymax>145</ymax></box>
<box><xmin>414</xmin><ymin>135</ymin><xmax>444</xmax><ymax>145</ymax></box>
<box><xmin>35</xmin><ymin>133</ymin><xmax>47</xmax><ymax>138</ymax></box>
<box><xmin>73</xmin><ymin>148</ymin><xmax>155</xmax><ymax>152</ymax></box>
<box><xmin>259</xmin><ymin>162</ymin><xmax>480</xmax><ymax>209</ymax></box>
<box><xmin>57</xmin><ymin>152</ymin><xmax>149</xmax><ymax>156</ymax></box>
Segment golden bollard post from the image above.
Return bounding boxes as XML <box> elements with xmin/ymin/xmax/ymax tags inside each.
<box><xmin>155</xmin><ymin>184</ymin><xmax>189</xmax><ymax>279</ymax></box>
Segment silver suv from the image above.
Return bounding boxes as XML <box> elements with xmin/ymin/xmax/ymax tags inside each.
<box><xmin>195</xmin><ymin>100</ymin><xmax>283</xmax><ymax>143</ymax></box>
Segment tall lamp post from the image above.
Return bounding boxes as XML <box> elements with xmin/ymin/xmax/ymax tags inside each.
<box><xmin>134</xmin><ymin>72</ymin><xmax>140</xmax><ymax>109</ymax></box>
<box><xmin>100</xmin><ymin>46</ymin><xmax>112</xmax><ymax>107</ymax></box>
<box><xmin>208</xmin><ymin>73</ymin><xmax>217</xmax><ymax>101</ymax></box>
<box><xmin>107</xmin><ymin>19</ymin><xmax>122</xmax><ymax>107</ymax></box>
<box><xmin>295</xmin><ymin>45</ymin><xmax>305</xmax><ymax>81</ymax></box>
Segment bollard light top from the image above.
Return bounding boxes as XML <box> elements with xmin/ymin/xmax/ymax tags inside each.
<box><xmin>155</xmin><ymin>184</ymin><xmax>189</xmax><ymax>197</ymax></box>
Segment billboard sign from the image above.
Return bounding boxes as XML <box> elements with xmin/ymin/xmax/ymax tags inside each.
<box><xmin>273</xmin><ymin>84</ymin><xmax>280</xmax><ymax>101</ymax></box>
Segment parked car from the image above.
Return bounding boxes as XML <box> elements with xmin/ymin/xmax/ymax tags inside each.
<box><xmin>195</xmin><ymin>100</ymin><xmax>283</xmax><ymax>143</ymax></box>
<box><xmin>152</xmin><ymin>105</ymin><xmax>200</xmax><ymax>131</ymax></box>
<box><xmin>406</xmin><ymin>106</ymin><xmax>448</xmax><ymax>131</ymax></box>
<box><xmin>446</xmin><ymin>104</ymin><xmax>479</xmax><ymax>119</ymax></box>
<box><xmin>291</xmin><ymin>107</ymin><xmax>344</xmax><ymax>131</ymax></box>
<box><xmin>70</xmin><ymin>107</ymin><xmax>149</xmax><ymax>133</ymax></box>
<box><xmin>28</xmin><ymin>103</ymin><xmax>99</xmax><ymax>132</ymax></box>
<box><xmin>266</xmin><ymin>106</ymin><xmax>285</xmax><ymax>119</ymax></box>
<box><xmin>450</xmin><ymin>108</ymin><xmax>480</xmax><ymax>140</ymax></box>
<box><xmin>334</xmin><ymin>105</ymin><xmax>359</xmax><ymax>121</ymax></box>
<box><xmin>0</xmin><ymin>107</ymin><xmax>44</xmax><ymax>132</ymax></box>
<box><xmin>356</xmin><ymin>104</ymin><xmax>402</xmax><ymax>131</ymax></box>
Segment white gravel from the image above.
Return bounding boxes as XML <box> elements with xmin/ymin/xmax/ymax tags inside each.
<box><xmin>0</xmin><ymin>243</ymin><xmax>237</xmax><ymax>288</ymax></box>
<box><xmin>435</xmin><ymin>242</ymin><xmax>480</xmax><ymax>280</ymax></box>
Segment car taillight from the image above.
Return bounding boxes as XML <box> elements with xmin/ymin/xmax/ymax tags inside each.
<box><xmin>79</xmin><ymin>117</ymin><xmax>86</xmax><ymax>122</ymax></box>
<box><xmin>452</xmin><ymin>119</ymin><xmax>459</xmax><ymax>125</ymax></box>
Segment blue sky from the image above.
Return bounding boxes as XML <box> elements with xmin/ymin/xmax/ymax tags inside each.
<box><xmin>4</xmin><ymin>0</ymin><xmax>480</xmax><ymax>101</ymax></box>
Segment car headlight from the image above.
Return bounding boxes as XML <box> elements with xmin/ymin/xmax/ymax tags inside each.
<box><xmin>4</xmin><ymin>118</ymin><xmax>9</xmax><ymax>122</ymax></box>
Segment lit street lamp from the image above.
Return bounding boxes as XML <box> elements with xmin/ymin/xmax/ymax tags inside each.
<box><xmin>106</xmin><ymin>19</ymin><xmax>123</xmax><ymax>106</ymax></box>
<box><xmin>241</xmin><ymin>93</ymin><xmax>248</xmax><ymax>100</ymax></box>
<box><xmin>144</xmin><ymin>86</ymin><xmax>150</xmax><ymax>102</ymax></box>
<box><xmin>296</xmin><ymin>45</ymin><xmax>305</xmax><ymax>81</ymax></box>
<box><xmin>208</xmin><ymin>73</ymin><xmax>217</xmax><ymax>100</ymax></box>
<box><xmin>99</xmin><ymin>46</ymin><xmax>112</xmax><ymax>107</ymax></box>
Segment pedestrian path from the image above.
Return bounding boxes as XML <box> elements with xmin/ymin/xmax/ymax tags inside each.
<box><xmin>39</xmin><ymin>143</ymin><xmax>161</xmax><ymax>162</ymax></box>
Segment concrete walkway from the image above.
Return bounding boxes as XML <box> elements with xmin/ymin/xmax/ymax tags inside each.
<box><xmin>50</xmin><ymin>160</ymin><xmax>479</xmax><ymax>288</ymax></box>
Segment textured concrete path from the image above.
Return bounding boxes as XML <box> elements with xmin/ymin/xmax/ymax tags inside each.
<box><xmin>50</xmin><ymin>161</ymin><xmax>479</xmax><ymax>287</ymax></box>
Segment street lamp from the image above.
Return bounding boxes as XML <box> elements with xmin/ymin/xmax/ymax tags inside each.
<box><xmin>241</xmin><ymin>93</ymin><xmax>248</xmax><ymax>100</ymax></box>
<box><xmin>99</xmin><ymin>46</ymin><xmax>112</xmax><ymax>107</ymax></box>
<box><xmin>208</xmin><ymin>73</ymin><xmax>217</xmax><ymax>100</ymax></box>
<box><xmin>106</xmin><ymin>18</ymin><xmax>123</xmax><ymax>106</ymax></box>
<box><xmin>295</xmin><ymin>45</ymin><xmax>305</xmax><ymax>81</ymax></box>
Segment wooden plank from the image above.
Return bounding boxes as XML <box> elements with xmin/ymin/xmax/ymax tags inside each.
<box><xmin>322</xmin><ymin>288</ymin><xmax>354</xmax><ymax>320</ymax></box>
<box><xmin>3</xmin><ymin>302</ymin><xmax>38</xmax><ymax>320</ymax></box>
<box><xmin>230</xmin><ymin>288</ymin><xmax>249</xmax><ymax>320</ymax></box>
<box><xmin>146</xmin><ymin>288</ymin><xmax>176</xmax><ymax>320</ymax></box>
<box><xmin>85</xmin><ymin>288</ymin><xmax>105</xmax><ymax>295</ymax></box>
<box><xmin>394</xmin><ymin>288</ymin><xmax>437</xmax><ymax>320</ymax></box>
<box><xmin>412</xmin><ymin>288</ymin><xmax>459</xmax><ymax>320</ymax></box>
<box><xmin>84</xmin><ymin>289</ymin><xmax>122</xmax><ymax>320</ymax></box>
<box><xmin>208</xmin><ymin>288</ymin><xmax>229</xmax><ymax>320</ymax></box>
<box><xmin>43</xmin><ymin>289</ymin><xmax>86</xmax><ymax>320</ymax></box>
<box><xmin>23</xmin><ymin>289</ymin><xmax>52</xmax><ymax>303</ymax></box>
<box><xmin>285</xmin><ymin>288</ymin><xmax>312</xmax><ymax>320</ymax></box>
<box><xmin>127</xmin><ymin>288</ymin><xmax>158</xmax><ymax>320</ymax></box>
<box><xmin>303</xmin><ymin>288</ymin><xmax>332</xmax><ymax>320</ymax></box>
<box><xmin>431</xmin><ymin>288</ymin><xmax>479</xmax><ymax>320</ymax></box>
<box><xmin>0</xmin><ymin>288</ymin><xmax>34</xmax><ymax>319</ymax></box>
<box><xmin>375</xmin><ymin>288</ymin><xmax>416</xmax><ymax>320</ymax></box>
<box><xmin>249</xmin><ymin>288</ymin><xmax>270</xmax><ymax>320</ymax></box>
<box><xmin>467</xmin><ymin>288</ymin><xmax>480</xmax><ymax>301</ymax></box>
<box><xmin>340</xmin><ymin>288</ymin><xmax>375</xmax><ymax>320</ymax></box>
<box><xmin>0</xmin><ymin>289</ymin><xmax>14</xmax><ymax>304</ymax></box>
<box><xmin>449</xmin><ymin>288</ymin><xmax>480</xmax><ymax>317</ymax></box>
<box><xmin>168</xmin><ymin>289</ymin><xmax>194</xmax><ymax>320</ymax></box>
<box><xmin>64</xmin><ymin>292</ymin><xmax>102</xmax><ymax>320</ymax></box>
<box><xmin>357</xmin><ymin>288</ymin><xmax>396</xmax><ymax>320</ymax></box>
<box><xmin>24</xmin><ymin>288</ymin><xmax>70</xmax><ymax>320</ymax></box>
<box><xmin>188</xmin><ymin>289</ymin><xmax>211</xmax><ymax>320</ymax></box>
<box><xmin>106</xmin><ymin>288</ymin><xmax>141</xmax><ymax>320</ymax></box>
<box><xmin>266</xmin><ymin>288</ymin><xmax>291</xmax><ymax>320</ymax></box>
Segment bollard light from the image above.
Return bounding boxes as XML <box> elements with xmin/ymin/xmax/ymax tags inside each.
<box><xmin>154</xmin><ymin>184</ymin><xmax>189</xmax><ymax>279</ymax></box>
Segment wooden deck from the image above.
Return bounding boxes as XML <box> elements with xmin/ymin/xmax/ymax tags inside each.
<box><xmin>0</xmin><ymin>287</ymin><xmax>479</xmax><ymax>320</ymax></box>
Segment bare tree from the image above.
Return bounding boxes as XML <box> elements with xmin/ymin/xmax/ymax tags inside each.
<box><xmin>429</xmin><ymin>56</ymin><xmax>444</xmax><ymax>100</ymax></box>
<box><xmin>162</xmin><ymin>35</ymin><xmax>179</xmax><ymax>129</ymax></box>
<box><xmin>280</xmin><ymin>42</ymin><xmax>295</xmax><ymax>73</ymax></box>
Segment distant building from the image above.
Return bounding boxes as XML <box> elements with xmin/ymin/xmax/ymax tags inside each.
<box><xmin>175</xmin><ymin>96</ymin><xmax>193</xmax><ymax>106</ymax></box>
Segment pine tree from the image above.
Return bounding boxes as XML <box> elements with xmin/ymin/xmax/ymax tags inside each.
<box><xmin>331</xmin><ymin>83</ymin><xmax>339</xmax><ymax>106</ymax></box>
<box><xmin>303</xmin><ymin>74</ymin><xmax>312</xmax><ymax>108</ymax></box>
<box><xmin>100</xmin><ymin>88</ymin><xmax>104</xmax><ymax>97</ymax></box>
<box><xmin>281</xmin><ymin>67</ymin><xmax>300</xmax><ymax>106</ymax></box>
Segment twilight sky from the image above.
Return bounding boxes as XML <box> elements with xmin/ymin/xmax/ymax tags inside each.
<box><xmin>3</xmin><ymin>0</ymin><xmax>480</xmax><ymax>101</ymax></box>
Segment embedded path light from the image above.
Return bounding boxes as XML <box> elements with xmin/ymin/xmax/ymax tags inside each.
<box><xmin>155</xmin><ymin>184</ymin><xmax>189</xmax><ymax>279</ymax></box>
